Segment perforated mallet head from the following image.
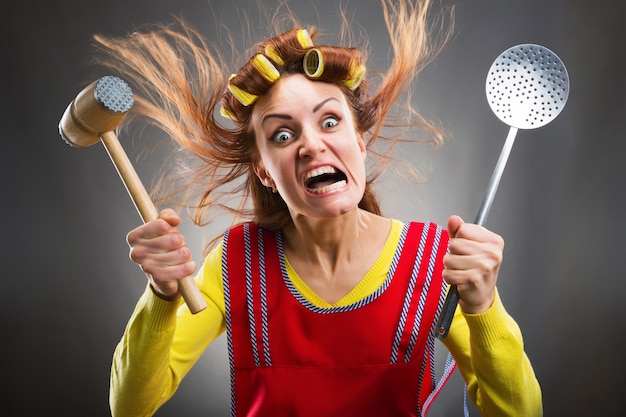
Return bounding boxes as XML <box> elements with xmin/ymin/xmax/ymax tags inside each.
<box><xmin>59</xmin><ymin>75</ymin><xmax>134</xmax><ymax>147</ymax></box>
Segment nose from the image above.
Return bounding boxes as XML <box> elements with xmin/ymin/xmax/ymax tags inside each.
<box><xmin>298</xmin><ymin>127</ymin><xmax>326</xmax><ymax>158</ymax></box>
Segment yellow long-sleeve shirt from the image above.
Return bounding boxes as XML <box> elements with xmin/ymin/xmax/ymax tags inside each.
<box><xmin>110</xmin><ymin>219</ymin><xmax>542</xmax><ymax>416</ymax></box>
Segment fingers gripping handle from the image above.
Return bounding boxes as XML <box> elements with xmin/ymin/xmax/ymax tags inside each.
<box><xmin>100</xmin><ymin>131</ymin><xmax>207</xmax><ymax>314</ymax></box>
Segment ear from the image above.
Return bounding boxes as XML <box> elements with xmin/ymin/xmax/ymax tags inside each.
<box><xmin>253</xmin><ymin>161</ymin><xmax>275</xmax><ymax>188</ymax></box>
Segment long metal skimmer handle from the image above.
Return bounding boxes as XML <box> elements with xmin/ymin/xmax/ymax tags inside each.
<box><xmin>434</xmin><ymin>126</ymin><xmax>518</xmax><ymax>339</ymax></box>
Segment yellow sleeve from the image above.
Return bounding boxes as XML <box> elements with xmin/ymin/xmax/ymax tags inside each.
<box><xmin>441</xmin><ymin>289</ymin><xmax>543</xmax><ymax>417</ymax></box>
<box><xmin>109</xmin><ymin>243</ymin><xmax>227</xmax><ymax>417</ymax></box>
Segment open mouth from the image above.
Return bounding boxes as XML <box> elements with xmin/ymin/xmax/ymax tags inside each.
<box><xmin>304</xmin><ymin>166</ymin><xmax>348</xmax><ymax>194</ymax></box>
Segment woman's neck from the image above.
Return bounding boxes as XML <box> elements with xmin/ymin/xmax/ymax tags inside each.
<box><xmin>283</xmin><ymin>209</ymin><xmax>390</xmax><ymax>281</ymax></box>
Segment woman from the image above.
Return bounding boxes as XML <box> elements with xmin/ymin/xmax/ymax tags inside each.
<box><xmin>97</xmin><ymin>0</ymin><xmax>542</xmax><ymax>415</ymax></box>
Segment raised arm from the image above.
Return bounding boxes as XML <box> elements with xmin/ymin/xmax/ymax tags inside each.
<box><xmin>441</xmin><ymin>215</ymin><xmax>543</xmax><ymax>416</ymax></box>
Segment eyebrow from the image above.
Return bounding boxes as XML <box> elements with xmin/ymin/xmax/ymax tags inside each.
<box><xmin>313</xmin><ymin>97</ymin><xmax>335</xmax><ymax>113</ymax></box>
<box><xmin>261</xmin><ymin>97</ymin><xmax>338</xmax><ymax>125</ymax></box>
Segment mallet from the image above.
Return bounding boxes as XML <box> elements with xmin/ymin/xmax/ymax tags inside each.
<box><xmin>59</xmin><ymin>75</ymin><xmax>207</xmax><ymax>314</ymax></box>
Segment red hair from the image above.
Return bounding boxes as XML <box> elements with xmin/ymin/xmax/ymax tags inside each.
<box><xmin>92</xmin><ymin>0</ymin><xmax>454</xmax><ymax>251</ymax></box>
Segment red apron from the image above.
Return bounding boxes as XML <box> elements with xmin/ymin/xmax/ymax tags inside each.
<box><xmin>223</xmin><ymin>221</ymin><xmax>453</xmax><ymax>416</ymax></box>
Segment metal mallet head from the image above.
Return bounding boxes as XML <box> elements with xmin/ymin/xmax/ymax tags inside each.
<box><xmin>58</xmin><ymin>76</ymin><xmax>207</xmax><ymax>314</ymax></box>
<box><xmin>59</xmin><ymin>75</ymin><xmax>134</xmax><ymax>147</ymax></box>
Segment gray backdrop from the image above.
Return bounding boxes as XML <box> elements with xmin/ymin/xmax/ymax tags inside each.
<box><xmin>3</xmin><ymin>0</ymin><xmax>625</xmax><ymax>415</ymax></box>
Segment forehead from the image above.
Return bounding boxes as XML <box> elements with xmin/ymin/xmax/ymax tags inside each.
<box><xmin>252</xmin><ymin>74</ymin><xmax>348</xmax><ymax>118</ymax></box>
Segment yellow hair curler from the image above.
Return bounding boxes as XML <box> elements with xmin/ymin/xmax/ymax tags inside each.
<box><xmin>345</xmin><ymin>63</ymin><xmax>366</xmax><ymax>90</ymax></box>
<box><xmin>296</xmin><ymin>29</ymin><xmax>314</xmax><ymax>49</ymax></box>
<box><xmin>253</xmin><ymin>54</ymin><xmax>281</xmax><ymax>83</ymax></box>
<box><xmin>264</xmin><ymin>44</ymin><xmax>285</xmax><ymax>66</ymax></box>
<box><xmin>227</xmin><ymin>74</ymin><xmax>259</xmax><ymax>106</ymax></box>
<box><xmin>303</xmin><ymin>48</ymin><xmax>324</xmax><ymax>79</ymax></box>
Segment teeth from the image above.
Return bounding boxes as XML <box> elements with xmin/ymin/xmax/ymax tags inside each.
<box><xmin>307</xmin><ymin>180</ymin><xmax>347</xmax><ymax>194</ymax></box>
<box><xmin>305</xmin><ymin>166</ymin><xmax>337</xmax><ymax>180</ymax></box>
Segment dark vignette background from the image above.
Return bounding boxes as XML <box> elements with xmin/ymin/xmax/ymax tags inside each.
<box><xmin>3</xmin><ymin>0</ymin><xmax>625</xmax><ymax>415</ymax></box>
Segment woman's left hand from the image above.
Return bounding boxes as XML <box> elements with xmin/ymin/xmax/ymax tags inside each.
<box><xmin>443</xmin><ymin>215</ymin><xmax>504</xmax><ymax>314</ymax></box>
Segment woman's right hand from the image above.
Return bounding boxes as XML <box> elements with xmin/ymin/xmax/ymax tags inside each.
<box><xmin>126</xmin><ymin>208</ymin><xmax>196</xmax><ymax>300</ymax></box>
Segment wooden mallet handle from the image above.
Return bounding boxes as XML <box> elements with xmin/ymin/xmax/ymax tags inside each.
<box><xmin>59</xmin><ymin>76</ymin><xmax>207</xmax><ymax>314</ymax></box>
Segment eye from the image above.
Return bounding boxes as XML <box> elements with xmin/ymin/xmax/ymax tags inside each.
<box><xmin>271</xmin><ymin>130</ymin><xmax>294</xmax><ymax>143</ymax></box>
<box><xmin>321</xmin><ymin>116</ymin><xmax>339</xmax><ymax>129</ymax></box>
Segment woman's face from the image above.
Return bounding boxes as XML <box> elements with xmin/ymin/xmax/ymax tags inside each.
<box><xmin>251</xmin><ymin>74</ymin><xmax>367</xmax><ymax>220</ymax></box>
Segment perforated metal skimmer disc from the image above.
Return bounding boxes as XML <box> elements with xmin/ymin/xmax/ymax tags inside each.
<box><xmin>486</xmin><ymin>44</ymin><xmax>569</xmax><ymax>130</ymax></box>
<box><xmin>94</xmin><ymin>75</ymin><xmax>134</xmax><ymax>114</ymax></box>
